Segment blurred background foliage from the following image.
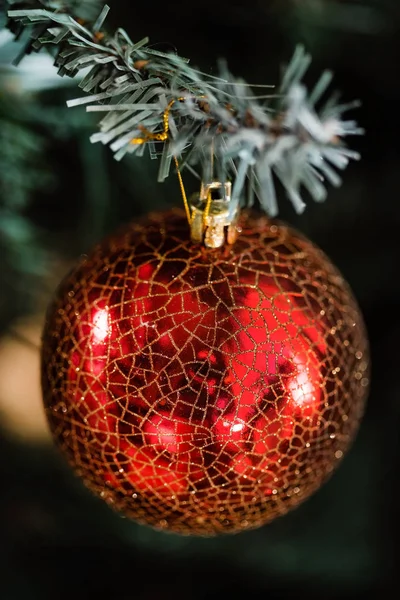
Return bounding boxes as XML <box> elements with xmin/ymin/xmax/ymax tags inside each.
<box><xmin>0</xmin><ymin>1</ymin><xmax>398</xmax><ymax>598</ymax></box>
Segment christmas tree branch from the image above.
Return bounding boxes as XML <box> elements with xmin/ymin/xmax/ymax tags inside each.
<box><xmin>4</xmin><ymin>0</ymin><xmax>363</xmax><ymax>216</ymax></box>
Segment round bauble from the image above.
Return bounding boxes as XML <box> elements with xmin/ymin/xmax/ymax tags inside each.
<box><xmin>41</xmin><ymin>209</ymin><xmax>369</xmax><ymax>535</ymax></box>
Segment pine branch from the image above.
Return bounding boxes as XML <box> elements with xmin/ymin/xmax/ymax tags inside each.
<box><xmin>4</xmin><ymin>0</ymin><xmax>363</xmax><ymax>216</ymax></box>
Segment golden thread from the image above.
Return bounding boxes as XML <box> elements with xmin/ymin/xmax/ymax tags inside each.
<box><xmin>210</xmin><ymin>138</ymin><xmax>215</xmax><ymax>181</ymax></box>
<box><xmin>203</xmin><ymin>187</ymin><xmax>213</xmax><ymax>223</ymax></box>
<box><xmin>173</xmin><ymin>156</ymin><xmax>191</xmax><ymax>225</ymax></box>
<box><xmin>131</xmin><ymin>96</ymin><xmax>211</xmax><ymax>229</ymax></box>
<box><xmin>130</xmin><ymin>97</ymin><xmax>185</xmax><ymax>145</ymax></box>
<box><xmin>203</xmin><ymin>139</ymin><xmax>215</xmax><ymax>226</ymax></box>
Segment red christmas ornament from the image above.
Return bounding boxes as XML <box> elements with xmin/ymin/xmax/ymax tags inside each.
<box><xmin>41</xmin><ymin>209</ymin><xmax>369</xmax><ymax>535</ymax></box>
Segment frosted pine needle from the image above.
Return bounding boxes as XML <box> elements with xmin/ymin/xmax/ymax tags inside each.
<box><xmin>5</xmin><ymin>0</ymin><xmax>363</xmax><ymax>216</ymax></box>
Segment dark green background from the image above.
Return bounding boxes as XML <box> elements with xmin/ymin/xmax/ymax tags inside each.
<box><xmin>0</xmin><ymin>1</ymin><xmax>398</xmax><ymax>598</ymax></box>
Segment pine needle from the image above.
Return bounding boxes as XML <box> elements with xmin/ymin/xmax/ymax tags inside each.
<box><xmin>5</xmin><ymin>1</ymin><xmax>363</xmax><ymax>216</ymax></box>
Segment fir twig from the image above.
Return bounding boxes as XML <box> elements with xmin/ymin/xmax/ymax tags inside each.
<box><xmin>5</xmin><ymin>0</ymin><xmax>363</xmax><ymax>216</ymax></box>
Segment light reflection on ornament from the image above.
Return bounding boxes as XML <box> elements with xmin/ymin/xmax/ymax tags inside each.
<box><xmin>91</xmin><ymin>308</ymin><xmax>110</xmax><ymax>343</ymax></box>
<box><xmin>288</xmin><ymin>357</ymin><xmax>320</xmax><ymax>411</ymax></box>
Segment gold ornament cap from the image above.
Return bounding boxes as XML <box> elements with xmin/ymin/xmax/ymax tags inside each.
<box><xmin>189</xmin><ymin>181</ymin><xmax>240</xmax><ymax>248</ymax></box>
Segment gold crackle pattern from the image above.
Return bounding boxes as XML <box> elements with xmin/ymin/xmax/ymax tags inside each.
<box><xmin>41</xmin><ymin>209</ymin><xmax>369</xmax><ymax>535</ymax></box>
